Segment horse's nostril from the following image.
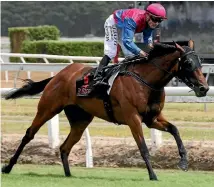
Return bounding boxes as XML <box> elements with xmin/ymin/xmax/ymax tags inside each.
<box><xmin>199</xmin><ymin>86</ymin><xmax>209</xmax><ymax>93</ymax></box>
<box><xmin>199</xmin><ymin>87</ymin><xmax>206</xmax><ymax>92</ymax></box>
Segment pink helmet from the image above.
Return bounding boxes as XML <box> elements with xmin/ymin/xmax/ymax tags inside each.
<box><xmin>146</xmin><ymin>3</ymin><xmax>167</xmax><ymax>19</ymax></box>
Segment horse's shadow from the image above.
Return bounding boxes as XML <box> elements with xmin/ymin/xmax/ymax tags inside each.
<box><xmin>22</xmin><ymin>172</ymin><xmax>144</xmax><ymax>182</ymax></box>
<box><xmin>22</xmin><ymin>172</ymin><xmax>64</xmax><ymax>178</ymax></box>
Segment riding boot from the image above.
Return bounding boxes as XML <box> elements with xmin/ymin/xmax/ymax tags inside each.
<box><xmin>93</xmin><ymin>55</ymin><xmax>111</xmax><ymax>88</ymax></box>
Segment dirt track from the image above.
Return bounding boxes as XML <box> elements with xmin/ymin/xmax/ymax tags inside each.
<box><xmin>1</xmin><ymin>134</ymin><xmax>214</xmax><ymax>171</ymax></box>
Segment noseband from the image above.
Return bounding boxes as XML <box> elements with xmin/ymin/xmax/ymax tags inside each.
<box><xmin>176</xmin><ymin>51</ymin><xmax>202</xmax><ymax>90</ymax></box>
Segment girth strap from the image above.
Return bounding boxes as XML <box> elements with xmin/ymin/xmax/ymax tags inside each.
<box><xmin>103</xmin><ymin>94</ymin><xmax>117</xmax><ymax>124</ymax></box>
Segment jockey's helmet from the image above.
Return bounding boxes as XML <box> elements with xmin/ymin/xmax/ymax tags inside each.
<box><xmin>146</xmin><ymin>3</ymin><xmax>167</xmax><ymax>19</ymax></box>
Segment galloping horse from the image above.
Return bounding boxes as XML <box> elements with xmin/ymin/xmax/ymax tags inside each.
<box><xmin>2</xmin><ymin>42</ymin><xmax>209</xmax><ymax>180</ymax></box>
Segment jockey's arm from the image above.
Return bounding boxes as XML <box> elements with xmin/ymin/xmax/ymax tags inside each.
<box><xmin>122</xmin><ymin>18</ymin><xmax>146</xmax><ymax>56</ymax></box>
<box><xmin>143</xmin><ymin>29</ymin><xmax>154</xmax><ymax>49</ymax></box>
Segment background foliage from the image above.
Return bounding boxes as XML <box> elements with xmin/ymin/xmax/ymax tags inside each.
<box><xmin>21</xmin><ymin>40</ymin><xmax>104</xmax><ymax>63</ymax></box>
<box><xmin>1</xmin><ymin>1</ymin><xmax>214</xmax><ymax>53</ymax></box>
<box><xmin>9</xmin><ymin>26</ymin><xmax>60</xmax><ymax>52</ymax></box>
<box><xmin>1</xmin><ymin>1</ymin><xmax>131</xmax><ymax>37</ymax></box>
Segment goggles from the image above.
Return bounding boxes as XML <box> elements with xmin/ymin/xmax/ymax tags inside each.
<box><xmin>150</xmin><ymin>16</ymin><xmax>163</xmax><ymax>23</ymax></box>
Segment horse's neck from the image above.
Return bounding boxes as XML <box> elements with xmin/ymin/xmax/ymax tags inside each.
<box><xmin>133</xmin><ymin>51</ymin><xmax>180</xmax><ymax>88</ymax></box>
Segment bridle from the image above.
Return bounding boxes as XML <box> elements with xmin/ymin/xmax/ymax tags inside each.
<box><xmin>125</xmin><ymin>50</ymin><xmax>201</xmax><ymax>91</ymax></box>
<box><xmin>176</xmin><ymin>51</ymin><xmax>202</xmax><ymax>90</ymax></box>
<box><xmin>150</xmin><ymin>50</ymin><xmax>202</xmax><ymax>90</ymax></box>
<box><xmin>103</xmin><ymin>49</ymin><xmax>201</xmax><ymax>92</ymax></box>
<box><xmin>151</xmin><ymin>51</ymin><xmax>195</xmax><ymax>76</ymax></box>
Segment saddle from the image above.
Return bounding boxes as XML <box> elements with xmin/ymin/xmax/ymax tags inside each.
<box><xmin>76</xmin><ymin>64</ymin><xmax>118</xmax><ymax>98</ymax></box>
<box><xmin>76</xmin><ymin>55</ymin><xmax>146</xmax><ymax>98</ymax></box>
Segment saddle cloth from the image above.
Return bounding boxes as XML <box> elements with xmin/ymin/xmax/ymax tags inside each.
<box><xmin>76</xmin><ymin>66</ymin><xmax>119</xmax><ymax>97</ymax></box>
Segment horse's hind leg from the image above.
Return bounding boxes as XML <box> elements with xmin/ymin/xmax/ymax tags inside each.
<box><xmin>2</xmin><ymin>99</ymin><xmax>64</xmax><ymax>174</ymax></box>
<box><xmin>60</xmin><ymin>105</ymin><xmax>93</xmax><ymax>177</ymax></box>
<box><xmin>145</xmin><ymin>112</ymin><xmax>188</xmax><ymax>171</ymax></box>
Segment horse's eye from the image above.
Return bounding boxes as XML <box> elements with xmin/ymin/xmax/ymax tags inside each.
<box><xmin>187</xmin><ymin>61</ymin><xmax>192</xmax><ymax>66</ymax></box>
<box><xmin>185</xmin><ymin>59</ymin><xmax>193</xmax><ymax>69</ymax></box>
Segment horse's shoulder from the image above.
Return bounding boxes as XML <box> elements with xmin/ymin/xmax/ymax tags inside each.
<box><xmin>148</xmin><ymin>90</ymin><xmax>165</xmax><ymax>103</ymax></box>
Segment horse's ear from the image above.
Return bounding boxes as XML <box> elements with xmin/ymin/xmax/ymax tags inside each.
<box><xmin>188</xmin><ymin>39</ymin><xmax>194</xmax><ymax>50</ymax></box>
<box><xmin>173</xmin><ymin>41</ymin><xmax>185</xmax><ymax>53</ymax></box>
<box><xmin>173</xmin><ymin>40</ymin><xmax>177</xmax><ymax>48</ymax></box>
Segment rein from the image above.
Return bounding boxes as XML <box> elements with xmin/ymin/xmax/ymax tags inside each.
<box><xmin>103</xmin><ymin>55</ymin><xmax>175</xmax><ymax>91</ymax></box>
<box><xmin>151</xmin><ymin>59</ymin><xmax>175</xmax><ymax>75</ymax></box>
<box><xmin>123</xmin><ymin>51</ymin><xmax>198</xmax><ymax>91</ymax></box>
<box><xmin>120</xmin><ymin>55</ymin><xmax>178</xmax><ymax>91</ymax></box>
<box><xmin>102</xmin><ymin>50</ymin><xmax>195</xmax><ymax>92</ymax></box>
<box><xmin>120</xmin><ymin>71</ymin><xmax>163</xmax><ymax>91</ymax></box>
<box><xmin>103</xmin><ymin>56</ymin><xmax>164</xmax><ymax>91</ymax></box>
<box><xmin>149</xmin><ymin>52</ymin><xmax>196</xmax><ymax>76</ymax></box>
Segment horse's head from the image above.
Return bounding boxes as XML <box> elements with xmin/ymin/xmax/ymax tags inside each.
<box><xmin>174</xmin><ymin>43</ymin><xmax>209</xmax><ymax>97</ymax></box>
<box><xmin>124</xmin><ymin>43</ymin><xmax>209</xmax><ymax>97</ymax></box>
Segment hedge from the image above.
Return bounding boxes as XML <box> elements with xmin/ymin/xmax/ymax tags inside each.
<box><xmin>21</xmin><ymin>40</ymin><xmax>105</xmax><ymax>63</ymax></box>
<box><xmin>9</xmin><ymin>25</ymin><xmax>60</xmax><ymax>55</ymax></box>
<box><xmin>12</xmin><ymin>40</ymin><xmax>149</xmax><ymax>64</ymax></box>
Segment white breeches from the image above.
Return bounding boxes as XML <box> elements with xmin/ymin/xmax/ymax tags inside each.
<box><xmin>104</xmin><ymin>15</ymin><xmax>134</xmax><ymax>59</ymax></box>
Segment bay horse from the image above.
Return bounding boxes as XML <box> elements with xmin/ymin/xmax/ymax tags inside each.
<box><xmin>2</xmin><ymin>42</ymin><xmax>209</xmax><ymax>180</ymax></box>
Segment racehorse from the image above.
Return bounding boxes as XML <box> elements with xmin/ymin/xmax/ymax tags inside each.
<box><xmin>2</xmin><ymin>42</ymin><xmax>209</xmax><ymax>181</ymax></box>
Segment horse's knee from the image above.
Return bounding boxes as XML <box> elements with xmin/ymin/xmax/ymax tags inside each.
<box><xmin>60</xmin><ymin>138</ymin><xmax>79</xmax><ymax>154</ymax></box>
<box><xmin>22</xmin><ymin>127</ymin><xmax>35</xmax><ymax>143</ymax></box>
<box><xmin>60</xmin><ymin>145</ymin><xmax>69</xmax><ymax>155</ymax></box>
<box><xmin>60</xmin><ymin>138</ymin><xmax>75</xmax><ymax>155</ymax></box>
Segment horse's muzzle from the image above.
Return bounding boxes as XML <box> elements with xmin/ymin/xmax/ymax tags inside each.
<box><xmin>195</xmin><ymin>85</ymin><xmax>209</xmax><ymax>97</ymax></box>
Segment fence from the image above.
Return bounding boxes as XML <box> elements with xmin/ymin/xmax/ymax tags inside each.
<box><xmin>1</xmin><ymin>53</ymin><xmax>214</xmax><ymax>168</ymax></box>
<box><xmin>1</xmin><ymin>52</ymin><xmax>214</xmax><ymax>82</ymax></box>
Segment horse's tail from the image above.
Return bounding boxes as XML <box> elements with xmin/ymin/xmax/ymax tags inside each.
<box><xmin>4</xmin><ymin>77</ymin><xmax>53</xmax><ymax>100</ymax></box>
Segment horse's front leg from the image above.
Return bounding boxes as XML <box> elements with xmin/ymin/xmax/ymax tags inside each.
<box><xmin>126</xmin><ymin>111</ymin><xmax>158</xmax><ymax>181</ymax></box>
<box><xmin>146</xmin><ymin>113</ymin><xmax>188</xmax><ymax>171</ymax></box>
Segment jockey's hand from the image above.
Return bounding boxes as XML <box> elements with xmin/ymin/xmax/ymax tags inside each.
<box><xmin>148</xmin><ymin>43</ymin><xmax>154</xmax><ymax>49</ymax></box>
<box><xmin>139</xmin><ymin>50</ymin><xmax>148</xmax><ymax>57</ymax></box>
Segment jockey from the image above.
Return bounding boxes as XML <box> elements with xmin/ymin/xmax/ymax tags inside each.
<box><xmin>93</xmin><ymin>3</ymin><xmax>167</xmax><ymax>87</ymax></box>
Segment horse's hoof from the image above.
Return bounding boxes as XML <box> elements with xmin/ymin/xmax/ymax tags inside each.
<box><xmin>2</xmin><ymin>165</ymin><xmax>12</xmax><ymax>174</ymax></box>
<box><xmin>150</xmin><ymin>174</ymin><xmax>158</xmax><ymax>181</ymax></box>
<box><xmin>65</xmin><ymin>172</ymin><xmax>71</xmax><ymax>177</ymax></box>
<box><xmin>178</xmin><ymin>160</ymin><xmax>188</xmax><ymax>171</ymax></box>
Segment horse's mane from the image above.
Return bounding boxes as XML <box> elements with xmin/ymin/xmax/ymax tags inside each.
<box><xmin>148</xmin><ymin>43</ymin><xmax>177</xmax><ymax>60</ymax></box>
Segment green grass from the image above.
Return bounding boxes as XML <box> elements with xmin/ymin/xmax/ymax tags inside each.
<box><xmin>1</xmin><ymin>99</ymin><xmax>214</xmax><ymax>122</ymax></box>
<box><xmin>1</xmin><ymin>99</ymin><xmax>214</xmax><ymax>140</ymax></box>
<box><xmin>2</xmin><ymin>121</ymin><xmax>214</xmax><ymax>140</ymax></box>
<box><xmin>162</xmin><ymin>103</ymin><xmax>214</xmax><ymax>111</ymax></box>
<box><xmin>1</xmin><ymin>165</ymin><xmax>214</xmax><ymax>187</ymax></box>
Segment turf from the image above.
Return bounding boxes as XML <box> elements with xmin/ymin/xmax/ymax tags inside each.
<box><xmin>1</xmin><ymin>165</ymin><xmax>214</xmax><ymax>187</ymax></box>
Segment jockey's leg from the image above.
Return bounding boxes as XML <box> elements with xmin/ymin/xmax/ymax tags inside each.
<box><xmin>93</xmin><ymin>55</ymin><xmax>111</xmax><ymax>81</ymax></box>
<box><xmin>93</xmin><ymin>54</ymin><xmax>111</xmax><ymax>89</ymax></box>
<box><xmin>113</xmin><ymin>44</ymin><xmax>121</xmax><ymax>64</ymax></box>
<box><xmin>93</xmin><ymin>14</ymin><xmax>117</xmax><ymax>86</ymax></box>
